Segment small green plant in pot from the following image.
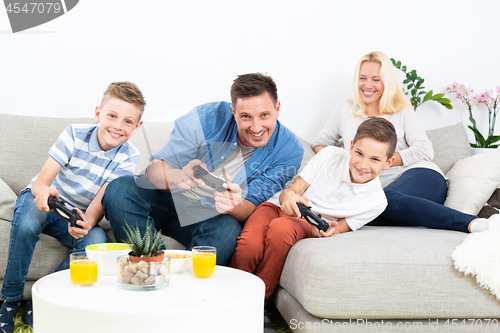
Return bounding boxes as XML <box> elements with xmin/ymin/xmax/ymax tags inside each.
<box><xmin>122</xmin><ymin>219</ymin><xmax>164</xmax><ymax>262</ymax></box>
<box><xmin>391</xmin><ymin>58</ymin><xmax>453</xmax><ymax>111</ymax></box>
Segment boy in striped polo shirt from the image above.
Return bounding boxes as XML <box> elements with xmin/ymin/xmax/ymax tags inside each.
<box><xmin>0</xmin><ymin>82</ymin><xmax>145</xmax><ymax>332</ymax></box>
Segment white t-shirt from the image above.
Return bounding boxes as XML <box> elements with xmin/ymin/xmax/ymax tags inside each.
<box><xmin>268</xmin><ymin>146</ymin><xmax>387</xmax><ymax>231</ymax></box>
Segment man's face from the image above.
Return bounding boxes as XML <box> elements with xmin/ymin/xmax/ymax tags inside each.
<box><xmin>94</xmin><ymin>97</ymin><xmax>143</xmax><ymax>151</ymax></box>
<box><xmin>231</xmin><ymin>92</ymin><xmax>280</xmax><ymax>148</ymax></box>
<box><xmin>348</xmin><ymin>137</ymin><xmax>394</xmax><ymax>183</ymax></box>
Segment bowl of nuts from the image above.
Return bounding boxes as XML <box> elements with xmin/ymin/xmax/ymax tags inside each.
<box><xmin>117</xmin><ymin>255</ymin><xmax>170</xmax><ymax>290</ymax></box>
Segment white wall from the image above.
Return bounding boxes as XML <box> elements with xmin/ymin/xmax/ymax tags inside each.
<box><xmin>1</xmin><ymin>0</ymin><xmax>499</xmax><ymax>143</ymax></box>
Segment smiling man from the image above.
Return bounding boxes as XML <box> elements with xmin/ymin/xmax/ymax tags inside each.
<box><xmin>102</xmin><ymin>73</ymin><xmax>304</xmax><ymax>265</ymax></box>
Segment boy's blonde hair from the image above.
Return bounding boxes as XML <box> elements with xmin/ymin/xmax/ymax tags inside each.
<box><xmin>101</xmin><ymin>82</ymin><xmax>146</xmax><ymax>115</ymax></box>
<box><xmin>351</xmin><ymin>51</ymin><xmax>411</xmax><ymax>117</ymax></box>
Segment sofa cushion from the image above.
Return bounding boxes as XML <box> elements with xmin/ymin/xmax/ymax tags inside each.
<box><xmin>0</xmin><ymin>113</ymin><xmax>174</xmax><ymax>195</ymax></box>
<box><xmin>279</xmin><ymin>226</ymin><xmax>500</xmax><ymax>319</ymax></box>
<box><xmin>478</xmin><ymin>187</ymin><xmax>500</xmax><ymax>218</ymax></box>
<box><xmin>0</xmin><ymin>114</ymin><xmax>95</xmax><ymax>195</ymax></box>
<box><xmin>425</xmin><ymin>122</ymin><xmax>471</xmax><ymax>174</ymax></box>
<box><xmin>444</xmin><ymin>150</ymin><xmax>500</xmax><ymax>215</ymax></box>
<box><xmin>0</xmin><ymin>178</ymin><xmax>16</xmax><ymax>221</ymax></box>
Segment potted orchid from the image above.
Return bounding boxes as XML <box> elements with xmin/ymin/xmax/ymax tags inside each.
<box><xmin>446</xmin><ymin>82</ymin><xmax>500</xmax><ymax>149</ymax></box>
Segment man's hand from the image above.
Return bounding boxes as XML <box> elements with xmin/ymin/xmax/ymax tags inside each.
<box><xmin>214</xmin><ymin>175</ymin><xmax>244</xmax><ymax>214</ymax></box>
<box><xmin>68</xmin><ymin>208</ymin><xmax>91</xmax><ymax>239</ymax></box>
<box><xmin>34</xmin><ymin>188</ymin><xmax>59</xmax><ymax>213</ymax></box>
<box><xmin>175</xmin><ymin>159</ymin><xmax>206</xmax><ymax>190</ymax></box>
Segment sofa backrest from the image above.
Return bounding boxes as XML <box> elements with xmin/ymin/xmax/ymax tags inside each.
<box><xmin>0</xmin><ymin>112</ymin><xmax>472</xmax><ymax>196</ymax></box>
<box><xmin>0</xmin><ymin>113</ymin><xmax>173</xmax><ymax>195</ymax></box>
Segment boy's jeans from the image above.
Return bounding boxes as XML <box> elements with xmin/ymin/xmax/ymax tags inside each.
<box><xmin>102</xmin><ymin>176</ymin><xmax>242</xmax><ymax>266</ymax></box>
<box><xmin>0</xmin><ymin>189</ymin><xmax>107</xmax><ymax>302</ymax></box>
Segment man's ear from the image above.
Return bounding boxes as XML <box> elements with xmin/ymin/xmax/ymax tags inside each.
<box><xmin>230</xmin><ymin>104</ymin><xmax>236</xmax><ymax>116</ymax></box>
<box><xmin>383</xmin><ymin>156</ymin><xmax>396</xmax><ymax>170</ymax></box>
<box><xmin>94</xmin><ymin>106</ymin><xmax>101</xmax><ymax>123</ymax></box>
<box><xmin>275</xmin><ymin>100</ymin><xmax>281</xmax><ymax>118</ymax></box>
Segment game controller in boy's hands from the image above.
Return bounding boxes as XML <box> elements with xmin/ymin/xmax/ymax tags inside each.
<box><xmin>297</xmin><ymin>202</ymin><xmax>329</xmax><ymax>232</ymax></box>
<box><xmin>193</xmin><ymin>165</ymin><xmax>229</xmax><ymax>192</ymax></box>
<box><xmin>47</xmin><ymin>196</ymin><xmax>83</xmax><ymax>228</ymax></box>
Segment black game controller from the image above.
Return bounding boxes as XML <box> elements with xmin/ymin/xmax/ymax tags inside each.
<box><xmin>193</xmin><ymin>165</ymin><xmax>229</xmax><ymax>192</ymax></box>
<box><xmin>47</xmin><ymin>196</ymin><xmax>83</xmax><ymax>228</ymax></box>
<box><xmin>297</xmin><ymin>203</ymin><xmax>329</xmax><ymax>232</ymax></box>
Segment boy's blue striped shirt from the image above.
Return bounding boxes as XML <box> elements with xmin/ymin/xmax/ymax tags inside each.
<box><xmin>28</xmin><ymin>124</ymin><xmax>139</xmax><ymax>211</ymax></box>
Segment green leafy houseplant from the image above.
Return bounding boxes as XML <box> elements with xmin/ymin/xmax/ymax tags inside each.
<box><xmin>391</xmin><ymin>58</ymin><xmax>453</xmax><ymax>111</ymax></box>
<box><xmin>122</xmin><ymin>219</ymin><xmax>164</xmax><ymax>259</ymax></box>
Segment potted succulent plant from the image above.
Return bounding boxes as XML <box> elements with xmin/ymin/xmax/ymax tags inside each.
<box><xmin>122</xmin><ymin>219</ymin><xmax>164</xmax><ymax>262</ymax></box>
<box><xmin>118</xmin><ymin>219</ymin><xmax>169</xmax><ymax>290</ymax></box>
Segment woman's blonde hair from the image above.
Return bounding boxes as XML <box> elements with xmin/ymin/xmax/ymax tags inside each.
<box><xmin>351</xmin><ymin>51</ymin><xmax>410</xmax><ymax>117</ymax></box>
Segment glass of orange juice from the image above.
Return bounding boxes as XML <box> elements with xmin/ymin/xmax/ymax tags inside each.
<box><xmin>70</xmin><ymin>252</ymin><xmax>98</xmax><ymax>286</ymax></box>
<box><xmin>192</xmin><ymin>246</ymin><xmax>216</xmax><ymax>278</ymax></box>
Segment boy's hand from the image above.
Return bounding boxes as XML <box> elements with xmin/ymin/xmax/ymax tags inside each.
<box><xmin>214</xmin><ymin>174</ymin><xmax>243</xmax><ymax>214</ymax></box>
<box><xmin>280</xmin><ymin>190</ymin><xmax>308</xmax><ymax>217</ymax></box>
<box><xmin>34</xmin><ymin>188</ymin><xmax>59</xmax><ymax>213</ymax></box>
<box><xmin>311</xmin><ymin>220</ymin><xmax>339</xmax><ymax>238</ymax></box>
<box><xmin>68</xmin><ymin>208</ymin><xmax>91</xmax><ymax>239</ymax></box>
<box><xmin>176</xmin><ymin>159</ymin><xmax>205</xmax><ymax>190</ymax></box>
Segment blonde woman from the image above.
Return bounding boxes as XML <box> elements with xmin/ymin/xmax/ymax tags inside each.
<box><xmin>313</xmin><ymin>51</ymin><xmax>499</xmax><ymax>233</ymax></box>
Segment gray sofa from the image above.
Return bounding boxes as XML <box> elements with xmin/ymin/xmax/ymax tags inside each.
<box><xmin>1</xmin><ymin>113</ymin><xmax>500</xmax><ymax>332</ymax></box>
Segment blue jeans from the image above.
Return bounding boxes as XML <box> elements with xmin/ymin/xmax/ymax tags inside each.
<box><xmin>0</xmin><ymin>189</ymin><xmax>107</xmax><ymax>302</ymax></box>
<box><xmin>368</xmin><ymin>168</ymin><xmax>476</xmax><ymax>232</ymax></box>
<box><xmin>101</xmin><ymin>176</ymin><xmax>242</xmax><ymax>266</ymax></box>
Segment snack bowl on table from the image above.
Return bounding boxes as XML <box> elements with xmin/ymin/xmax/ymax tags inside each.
<box><xmin>164</xmin><ymin>250</ymin><xmax>192</xmax><ymax>273</ymax></box>
<box><xmin>85</xmin><ymin>243</ymin><xmax>131</xmax><ymax>275</ymax></box>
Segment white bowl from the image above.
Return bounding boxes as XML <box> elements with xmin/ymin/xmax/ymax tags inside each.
<box><xmin>85</xmin><ymin>243</ymin><xmax>131</xmax><ymax>275</ymax></box>
<box><xmin>164</xmin><ymin>250</ymin><xmax>192</xmax><ymax>273</ymax></box>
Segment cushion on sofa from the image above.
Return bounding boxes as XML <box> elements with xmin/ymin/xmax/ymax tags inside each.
<box><xmin>0</xmin><ymin>178</ymin><xmax>16</xmax><ymax>221</ymax></box>
<box><xmin>0</xmin><ymin>113</ymin><xmax>174</xmax><ymax>195</ymax></box>
<box><xmin>279</xmin><ymin>226</ymin><xmax>500</xmax><ymax>319</ymax></box>
<box><xmin>444</xmin><ymin>150</ymin><xmax>500</xmax><ymax>215</ymax></box>
<box><xmin>425</xmin><ymin>122</ymin><xmax>471</xmax><ymax>174</ymax></box>
<box><xmin>0</xmin><ymin>114</ymin><xmax>95</xmax><ymax>195</ymax></box>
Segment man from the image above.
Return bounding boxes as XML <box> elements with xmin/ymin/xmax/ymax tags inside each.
<box><xmin>102</xmin><ymin>73</ymin><xmax>303</xmax><ymax>265</ymax></box>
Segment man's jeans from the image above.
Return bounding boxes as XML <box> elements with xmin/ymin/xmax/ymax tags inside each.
<box><xmin>369</xmin><ymin>168</ymin><xmax>476</xmax><ymax>232</ymax></box>
<box><xmin>0</xmin><ymin>189</ymin><xmax>107</xmax><ymax>302</ymax></box>
<box><xmin>101</xmin><ymin>176</ymin><xmax>242</xmax><ymax>266</ymax></box>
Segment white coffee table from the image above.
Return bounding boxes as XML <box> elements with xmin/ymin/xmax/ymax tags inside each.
<box><xmin>32</xmin><ymin>266</ymin><xmax>265</xmax><ymax>333</ymax></box>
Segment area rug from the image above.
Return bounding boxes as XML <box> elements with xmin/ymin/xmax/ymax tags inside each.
<box><xmin>452</xmin><ymin>227</ymin><xmax>500</xmax><ymax>300</ymax></box>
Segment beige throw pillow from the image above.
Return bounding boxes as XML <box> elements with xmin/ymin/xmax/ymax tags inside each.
<box><xmin>444</xmin><ymin>150</ymin><xmax>500</xmax><ymax>215</ymax></box>
<box><xmin>0</xmin><ymin>178</ymin><xmax>17</xmax><ymax>221</ymax></box>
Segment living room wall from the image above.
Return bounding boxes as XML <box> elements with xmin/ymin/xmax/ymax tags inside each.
<box><xmin>0</xmin><ymin>0</ymin><xmax>498</xmax><ymax>143</ymax></box>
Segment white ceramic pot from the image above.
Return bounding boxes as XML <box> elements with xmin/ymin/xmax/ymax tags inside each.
<box><xmin>471</xmin><ymin>147</ymin><xmax>494</xmax><ymax>155</ymax></box>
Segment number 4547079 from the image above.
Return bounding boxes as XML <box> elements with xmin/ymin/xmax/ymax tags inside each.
<box><xmin>6</xmin><ymin>2</ymin><xmax>62</xmax><ymax>14</ymax></box>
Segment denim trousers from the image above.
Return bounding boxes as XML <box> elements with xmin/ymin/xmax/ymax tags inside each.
<box><xmin>0</xmin><ymin>189</ymin><xmax>107</xmax><ymax>302</ymax></box>
<box><xmin>368</xmin><ymin>168</ymin><xmax>476</xmax><ymax>232</ymax></box>
<box><xmin>101</xmin><ymin>176</ymin><xmax>242</xmax><ymax>266</ymax></box>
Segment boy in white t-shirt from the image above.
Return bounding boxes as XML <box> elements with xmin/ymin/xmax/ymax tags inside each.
<box><xmin>0</xmin><ymin>82</ymin><xmax>145</xmax><ymax>332</ymax></box>
<box><xmin>231</xmin><ymin>117</ymin><xmax>397</xmax><ymax>298</ymax></box>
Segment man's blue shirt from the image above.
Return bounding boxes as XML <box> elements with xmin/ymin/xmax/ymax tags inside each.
<box><xmin>150</xmin><ymin>101</ymin><xmax>303</xmax><ymax>207</ymax></box>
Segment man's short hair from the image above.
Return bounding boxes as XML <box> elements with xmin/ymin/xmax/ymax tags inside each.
<box><xmin>353</xmin><ymin>117</ymin><xmax>397</xmax><ymax>159</ymax></box>
<box><xmin>230</xmin><ymin>73</ymin><xmax>278</xmax><ymax>107</ymax></box>
<box><xmin>101</xmin><ymin>81</ymin><xmax>146</xmax><ymax>114</ymax></box>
